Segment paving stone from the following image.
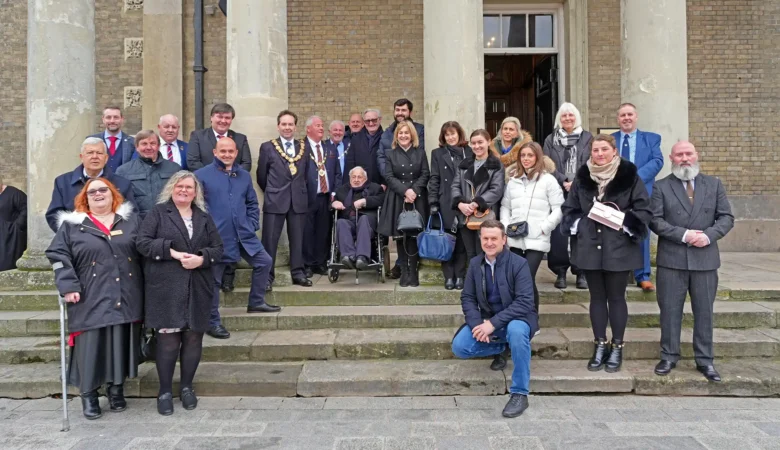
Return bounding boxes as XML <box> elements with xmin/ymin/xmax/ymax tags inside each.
<box><xmin>616</xmin><ymin>408</ymin><xmax>673</xmax><ymax>422</ymax></box>
<box><xmin>279</xmin><ymin>397</ymin><xmax>326</xmax><ymax>409</ymax></box>
<box><xmin>695</xmin><ymin>437</ymin><xmax>763</xmax><ymax>450</ymax></box>
<box><xmin>125</xmin><ymin>437</ymin><xmax>183</xmax><ymax>450</ymax></box>
<box><xmin>73</xmin><ymin>437</ymin><xmax>136</xmax><ymax>450</ymax></box>
<box><xmin>192</xmin><ymin>396</ymin><xmax>242</xmax><ymax>410</ymax></box>
<box><xmin>538</xmin><ymin>436</ymin><xmax>708</xmax><ymax>450</ymax></box>
<box><xmin>198</xmin><ymin>410</ymin><xmax>252</xmax><ymax>422</ymax></box>
<box><xmin>507</xmin><ymin>420</ymin><xmax>614</xmax><ymax>436</ymax></box>
<box><xmin>175</xmin><ymin>436</ymin><xmax>335</xmax><ymax>450</ymax></box>
<box><xmin>214</xmin><ymin>423</ymin><xmax>268</xmax><ymax>437</ymax></box>
<box><xmin>605</xmin><ymin>421</ymin><xmax>716</xmax><ymax>436</ymax></box>
<box><xmin>0</xmin><ymin>436</ymin><xmax>83</xmax><ymax>450</ymax></box>
<box><xmin>755</xmin><ymin>422</ymin><xmax>780</xmax><ymax>436</ymax></box>
<box><xmin>235</xmin><ymin>397</ymin><xmax>285</xmax><ymax>410</ymax></box>
<box><xmin>244</xmin><ymin>410</ymin><xmax>297</xmax><ymax>422</ymax></box>
<box><xmin>384</xmin><ymin>437</ymin><xmax>436</xmax><ymax>450</ymax></box>
<box><xmin>435</xmin><ymin>436</ymin><xmax>491</xmax><ymax>448</ymax></box>
<box><xmin>748</xmin><ymin>438</ymin><xmax>780</xmax><ymax>449</ymax></box>
<box><xmin>488</xmin><ymin>436</ymin><xmax>545</xmax><ymax>450</ymax></box>
<box><xmin>324</xmin><ymin>396</ymin><xmax>417</xmax><ymax>410</ymax></box>
<box><xmin>334</xmin><ymin>437</ymin><xmax>384</xmax><ymax>450</ymax></box>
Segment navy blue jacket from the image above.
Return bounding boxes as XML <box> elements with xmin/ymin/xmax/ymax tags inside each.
<box><xmin>460</xmin><ymin>248</ymin><xmax>539</xmax><ymax>335</ymax></box>
<box><xmin>87</xmin><ymin>132</ymin><xmax>135</xmax><ymax>172</ymax></box>
<box><xmin>305</xmin><ymin>139</ymin><xmax>342</xmax><ymax>207</ymax></box>
<box><xmin>195</xmin><ymin>159</ymin><xmax>262</xmax><ymax>263</ymax></box>
<box><xmin>45</xmin><ymin>165</ymin><xmax>136</xmax><ymax>232</ymax></box>
<box><xmin>377</xmin><ymin>120</ymin><xmax>425</xmax><ymax>177</ymax></box>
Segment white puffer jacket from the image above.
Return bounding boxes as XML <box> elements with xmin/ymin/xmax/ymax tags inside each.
<box><xmin>500</xmin><ymin>158</ymin><xmax>564</xmax><ymax>253</ymax></box>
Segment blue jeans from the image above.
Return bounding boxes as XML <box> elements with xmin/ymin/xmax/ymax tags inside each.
<box><xmin>451</xmin><ymin>320</ymin><xmax>532</xmax><ymax>395</ymax></box>
<box><xmin>634</xmin><ymin>233</ymin><xmax>651</xmax><ymax>283</ymax></box>
<box><xmin>210</xmin><ymin>246</ymin><xmax>273</xmax><ymax>327</ymax></box>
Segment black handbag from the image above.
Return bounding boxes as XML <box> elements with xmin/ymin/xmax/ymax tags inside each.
<box><xmin>140</xmin><ymin>328</ymin><xmax>156</xmax><ymax>362</ymax></box>
<box><xmin>506</xmin><ymin>175</ymin><xmax>538</xmax><ymax>238</ymax></box>
<box><xmin>396</xmin><ymin>203</ymin><xmax>424</xmax><ymax>234</ymax></box>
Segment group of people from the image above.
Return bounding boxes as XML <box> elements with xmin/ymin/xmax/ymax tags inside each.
<box><xmin>40</xmin><ymin>96</ymin><xmax>734</xmax><ymax>421</ymax></box>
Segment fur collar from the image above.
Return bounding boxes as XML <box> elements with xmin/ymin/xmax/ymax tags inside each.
<box><xmin>489</xmin><ymin>131</ymin><xmax>533</xmax><ymax>167</ymax></box>
<box><xmin>56</xmin><ymin>202</ymin><xmax>135</xmax><ymax>229</ymax></box>
<box><xmin>575</xmin><ymin>159</ymin><xmax>637</xmax><ymax>198</ymax></box>
<box><xmin>458</xmin><ymin>153</ymin><xmax>501</xmax><ymax>171</ymax></box>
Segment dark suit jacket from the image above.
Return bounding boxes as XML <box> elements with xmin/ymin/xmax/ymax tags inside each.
<box><xmin>543</xmin><ymin>130</ymin><xmax>593</xmax><ymax>186</ymax></box>
<box><xmin>612</xmin><ymin>130</ymin><xmax>664</xmax><ymax>193</ymax></box>
<box><xmin>256</xmin><ymin>138</ymin><xmax>311</xmax><ymax>215</ymax></box>
<box><xmin>186</xmin><ymin>128</ymin><xmax>252</xmax><ymax>172</ymax></box>
<box><xmin>133</xmin><ymin>139</ymin><xmax>189</xmax><ymax>170</ymax></box>
<box><xmin>333</xmin><ymin>182</ymin><xmax>385</xmax><ymax>220</ymax></box>
<box><xmin>87</xmin><ymin>132</ymin><xmax>135</xmax><ymax>169</ymax></box>
<box><xmin>649</xmin><ymin>173</ymin><xmax>734</xmax><ymax>271</ymax></box>
<box><xmin>344</xmin><ymin>128</ymin><xmax>384</xmax><ymax>186</ymax></box>
<box><xmin>305</xmin><ymin>139</ymin><xmax>342</xmax><ymax>206</ymax></box>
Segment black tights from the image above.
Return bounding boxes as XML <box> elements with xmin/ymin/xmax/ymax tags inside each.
<box><xmin>584</xmin><ymin>270</ymin><xmax>629</xmax><ymax>341</ymax></box>
<box><xmin>155</xmin><ymin>330</ymin><xmax>204</xmax><ymax>395</ymax></box>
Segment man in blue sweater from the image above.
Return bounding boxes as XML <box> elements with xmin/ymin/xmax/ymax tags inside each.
<box><xmin>451</xmin><ymin>219</ymin><xmax>538</xmax><ymax>418</ymax></box>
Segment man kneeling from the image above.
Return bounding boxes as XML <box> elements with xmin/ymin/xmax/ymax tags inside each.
<box><xmin>451</xmin><ymin>219</ymin><xmax>538</xmax><ymax>418</ymax></box>
<box><xmin>331</xmin><ymin>166</ymin><xmax>385</xmax><ymax>270</ymax></box>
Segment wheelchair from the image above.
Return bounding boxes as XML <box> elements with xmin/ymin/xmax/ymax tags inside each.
<box><xmin>327</xmin><ymin>206</ymin><xmax>389</xmax><ymax>284</ymax></box>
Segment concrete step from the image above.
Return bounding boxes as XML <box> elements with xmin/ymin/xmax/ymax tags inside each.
<box><xmin>1</xmin><ymin>327</ymin><xmax>779</xmax><ymax>364</ymax></box>
<box><xmin>1</xmin><ymin>302</ymin><xmax>776</xmax><ymax>337</ymax></box>
<box><xmin>3</xmin><ymin>358</ymin><xmax>780</xmax><ymax>399</ymax></box>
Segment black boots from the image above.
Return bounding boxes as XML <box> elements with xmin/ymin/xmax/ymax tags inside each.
<box><xmin>80</xmin><ymin>389</ymin><xmax>102</xmax><ymax>420</ymax></box>
<box><xmin>454</xmin><ymin>278</ymin><xmax>464</xmax><ymax>290</ymax></box>
<box><xmin>587</xmin><ymin>339</ymin><xmax>609</xmax><ymax>371</ymax></box>
<box><xmin>554</xmin><ymin>273</ymin><xmax>567</xmax><ymax>289</ymax></box>
<box><xmin>399</xmin><ymin>265</ymin><xmax>410</xmax><ymax>287</ymax></box>
<box><xmin>408</xmin><ymin>254</ymin><xmax>419</xmax><ymax>287</ymax></box>
<box><xmin>444</xmin><ymin>278</ymin><xmax>455</xmax><ymax>290</ymax></box>
<box><xmin>605</xmin><ymin>339</ymin><xmax>624</xmax><ymax>373</ymax></box>
<box><xmin>576</xmin><ymin>274</ymin><xmax>588</xmax><ymax>289</ymax></box>
<box><xmin>107</xmin><ymin>384</ymin><xmax>127</xmax><ymax>412</ymax></box>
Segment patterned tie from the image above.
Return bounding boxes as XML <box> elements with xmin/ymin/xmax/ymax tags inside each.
<box><xmin>686</xmin><ymin>180</ymin><xmax>694</xmax><ymax>205</ymax></box>
<box><xmin>621</xmin><ymin>134</ymin><xmax>631</xmax><ymax>161</ymax></box>
<box><xmin>108</xmin><ymin>136</ymin><xmax>118</xmax><ymax>156</ymax></box>
<box><xmin>217</xmin><ymin>134</ymin><xmax>224</xmax><ymax>140</ymax></box>
<box><xmin>316</xmin><ymin>144</ymin><xmax>328</xmax><ymax>193</ymax></box>
<box><xmin>166</xmin><ymin>143</ymin><xmax>174</xmax><ymax>162</ymax></box>
<box><xmin>284</xmin><ymin>141</ymin><xmax>293</xmax><ymax>156</ymax></box>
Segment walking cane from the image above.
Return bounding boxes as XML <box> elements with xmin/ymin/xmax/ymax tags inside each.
<box><xmin>58</xmin><ymin>295</ymin><xmax>70</xmax><ymax>432</ymax></box>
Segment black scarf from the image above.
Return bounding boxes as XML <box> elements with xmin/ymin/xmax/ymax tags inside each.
<box><xmin>344</xmin><ymin>181</ymin><xmax>369</xmax><ymax>217</ymax></box>
<box><xmin>446</xmin><ymin>145</ymin><xmax>466</xmax><ymax>164</ymax></box>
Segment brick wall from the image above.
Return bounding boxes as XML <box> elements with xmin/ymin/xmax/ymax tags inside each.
<box><xmin>0</xmin><ymin>1</ymin><xmax>27</xmax><ymax>189</ymax></box>
<box><xmin>286</xmin><ymin>0</ymin><xmax>425</xmax><ymax>130</ymax></box>
<box><xmin>687</xmin><ymin>0</ymin><xmax>780</xmax><ymax>195</ymax></box>
<box><xmin>182</xmin><ymin>0</ymin><xmax>227</xmax><ymax>138</ymax></box>
<box><xmin>586</xmin><ymin>0</ymin><xmax>621</xmax><ymax>132</ymax></box>
<box><xmin>94</xmin><ymin>0</ymin><xmax>143</xmax><ymax>134</ymax></box>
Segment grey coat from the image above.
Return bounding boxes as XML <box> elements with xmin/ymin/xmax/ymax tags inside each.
<box><xmin>451</xmin><ymin>154</ymin><xmax>505</xmax><ymax>228</ymax></box>
<box><xmin>543</xmin><ymin>130</ymin><xmax>593</xmax><ymax>186</ymax></box>
<box><xmin>116</xmin><ymin>157</ymin><xmax>181</xmax><ymax>217</ymax></box>
<box><xmin>649</xmin><ymin>173</ymin><xmax>734</xmax><ymax>271</ymax></box>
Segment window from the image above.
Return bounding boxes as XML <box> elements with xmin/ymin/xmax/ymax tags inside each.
<box><xmin>483</xmin><ymin>13</ymin><xmax>555</xmax><ymax>51</ymax></box>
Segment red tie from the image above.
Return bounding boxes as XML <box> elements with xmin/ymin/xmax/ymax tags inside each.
<box><xmin>217</xmin><ymin>134</ymin><xmax>224</xmax><ymax>140</ymax></box>
<box><xmin>108</xmin><ymin>136</ymin><xmax>118</xmax><ymax>156</ymax></box>
<box><xmin>166</xmin><ymin>144</ymin><xmax>174</xmax><ymax>161</ymax></box>
<box><xmin>316</xmin><ymin>143</ymin><xmax>328</xmax><ymax>193</ymax></box>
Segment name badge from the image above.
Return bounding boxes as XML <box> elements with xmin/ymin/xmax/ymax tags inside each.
<box><xmin>110</xmin><ymin>230</ymin><xmax>123</xmax><ymax>236</ymax></box>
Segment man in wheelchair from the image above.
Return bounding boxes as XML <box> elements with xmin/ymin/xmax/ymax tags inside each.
<box><xmin>331</xmin><ymin>166</ymin><xmax>385</xmax><ymax>270</ymax></box>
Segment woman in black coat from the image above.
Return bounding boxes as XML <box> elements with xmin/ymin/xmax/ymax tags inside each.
<box><xmin>451</xmin><ymin>129</ymin><xmax>506</xmax><ymax>277</ymax></box>
<box><xmin>561</xmin><ymin>134</ymin><xmax>651</xmax><ymax>373</ymax></box>
<box><xmin>378</xmin><ymin>120</ymin><xmax>430</xmax><ymax>287</ymax></box>
<box><xmin>46</xmin><ymin>178</ymin><xmax>143</xmax><ymax>420</ymax></box>
<box><xmin>428</xmin><ymin>121</ymin><xmax>473</xmax><ymax>290</ymax></box>
<box><xmin>136</xmin><ymin>171</ymin><xmax>223</xmax><ymax>415</ymax></box>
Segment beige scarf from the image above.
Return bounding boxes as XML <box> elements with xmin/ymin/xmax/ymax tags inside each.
<box><xmin>586</xmin><ymin>155</ymin><xmax>620</xmax><ymax>200</ymax></box>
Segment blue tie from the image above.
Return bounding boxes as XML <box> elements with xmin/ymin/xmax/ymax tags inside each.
<box><xmin>284</xmin><ymin>141</ymin><xmax>293</xmax><ymax>156</ymax></box>
<box><xmin>621</xmin><ymin>135</ymin><xmax>631</xmax><ymax>161</ymax></box>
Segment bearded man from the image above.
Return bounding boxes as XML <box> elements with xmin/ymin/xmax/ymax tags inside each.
<box><xmin>648</xmin><ymin>141</ymin><xmax>734</xmax><ymax>382</ymax></box>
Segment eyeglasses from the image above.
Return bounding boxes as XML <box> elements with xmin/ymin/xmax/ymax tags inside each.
<box><xmin>364</xmin><ymin>118</ymin><xmax>379</xmax><ymax>124</ymax></box>
<box><xmin>176</xmin><ymin>186</ymin><xmax>195</xmax><ymax>191</ymax></box>
<box><xmin>86</xmin><ymin>187</ymin><xmax>110</xmax><ymax>196</ymax></box>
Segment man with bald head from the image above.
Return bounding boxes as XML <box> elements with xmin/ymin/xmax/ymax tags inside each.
<box><xmin>649</xmin><ymin>141</ymin><xmax>734</xmax><ymax>382</ymax></box>
<box><xmin>157</xmin><ymin>114</ymin><xmax>188</xmax><ymax>169</ymax></box>
<box><xmin>196</xmin><ymin>137</ymin><xmax>279</xmax><ymax>340</ymax></box>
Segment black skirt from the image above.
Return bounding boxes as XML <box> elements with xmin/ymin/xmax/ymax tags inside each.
<box><xmin>68</xmin><ymin>323</ymin><xmax>142</xmax><ymax>393</ymax></box>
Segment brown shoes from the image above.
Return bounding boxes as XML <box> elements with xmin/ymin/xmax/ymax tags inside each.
<box><xmin>638</xmin><ymin>281</ymin><xmax>655</xmax><ymax>293</ymax></box>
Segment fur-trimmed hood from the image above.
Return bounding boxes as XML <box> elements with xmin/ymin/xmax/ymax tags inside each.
<box><xmin>575</xmin><ymin>158</ymin><xmax>638</xmax><ymax>198</ymax></box>
<box><xmin>55</xmin><ymin>202</ymin><xmax>135</xmax><ymax>229</ymax></box>
<box><xmin>505</xmin><ymin>155</ymin><xmax>556</xmax><ymax>181</ymax></box>
<box><xmin>489</xmin><ymin>131</ymin><xmax>533</xmax><ymax>168</ymax></box>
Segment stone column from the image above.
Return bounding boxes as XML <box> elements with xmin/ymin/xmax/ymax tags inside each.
<box><xmin>227</xmin><ymin>0</ymin><xmax>290</xmax><ymax>265</ymax></box>
<box><xmin>423</xmin><ymin>0</ymin><xmax>485</xmax><ymax>151</ymax></box>
<box><xmin>621</xmin><ymin>0</ymin><xmax>688</xmax><ymax>177</ymax></box>
<box><xmin>142</xmin><ymin>0</ymin><xmax>183</xmax><ymax>131</ymax></box>
<box><xmin>20</xmin><ymin>0</ymin><xmax>96</xmax><ymax>269</ymax></box>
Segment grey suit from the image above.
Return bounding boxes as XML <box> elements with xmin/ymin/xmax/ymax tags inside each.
<box><xmin>649</xmin><ymin>173</ymin><xmax>734</xmax><ymax>366</ymax></box>
<box><xmin>186</xmin><ymin>127</ymin><xmax>252</xmax><ymax>172</ymax></box>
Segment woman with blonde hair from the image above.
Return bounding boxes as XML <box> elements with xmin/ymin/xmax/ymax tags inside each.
<box><xmin>489</xmin><ymin>116</ymin><xmax>533</xmax><ymax>170</ymax></box>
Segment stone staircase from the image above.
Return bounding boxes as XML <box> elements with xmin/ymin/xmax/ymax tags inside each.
<box><xmin>1</xmin><ymin>252</ymin><xmax>779</xmax><ymax>399</ymax></box>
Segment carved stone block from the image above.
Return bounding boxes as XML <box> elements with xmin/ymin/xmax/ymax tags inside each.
<box><xmin>124</xmin><ymin>0</ymin><xmax>143</xmax><ymax>11</ymax></box>
<box><xmin>124</xmin><ymin>87</ymin><xmax>143</xmax><ymax>108</ymax></box>
<box><xmin>124</xmin><ymin>38</ymin><xmax>143</xmax><ymax>60</ymax></box>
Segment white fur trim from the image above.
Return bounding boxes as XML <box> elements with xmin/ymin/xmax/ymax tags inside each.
<box><xmin>116</xmin><ymin>202</ymin><xmax>134</xmax><ymax>221</ymax></box>
<box><xmin>55</xmin><ymin>202</ymin><xmax>135</xmax><ymax>229</ymax></box>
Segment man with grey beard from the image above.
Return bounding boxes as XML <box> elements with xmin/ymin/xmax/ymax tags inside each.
<box><xmin>649</xmin><ymin>141</ymin><xmax>734</xmax><ymax>382</ymax></box>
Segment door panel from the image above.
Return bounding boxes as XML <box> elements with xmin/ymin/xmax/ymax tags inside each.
<box><xmin>534</xmin><ymin>55</ymin><xmax>558</xmax><ymax>141</ymax></box>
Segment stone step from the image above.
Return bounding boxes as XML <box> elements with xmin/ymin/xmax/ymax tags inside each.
<box><xmin>1</xmin><ymin>302</ymin><xmax>776</xmax><ymax>337</ymax></box>
<box><xmin>1</xmin><ymin>327</ymin><xmax>779</xmax><ymax>364</ymax></box>
<box><xmin>2</xmin><ymin>358</ymin><xmax>780</xmax><ymax>399</ymax></box>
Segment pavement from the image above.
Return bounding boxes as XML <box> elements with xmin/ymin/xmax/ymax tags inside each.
<box><xmin>3</xmin><ymin>395</ymin><xmax>780</xmax><ymax>449</ymax></box>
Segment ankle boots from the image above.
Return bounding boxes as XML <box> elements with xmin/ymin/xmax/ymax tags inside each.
<box><xmin>397</xmin><ymin>248</ymin><xmax>419</xmax><ymax>287</ymax></box>
<box><xmin>587</xmin><ymin>339</ymin><xmax>625</xmax><ymax>372</ymax></box>
<box><xmin>587</xmin><ymin>339</ymin><xmax>609</xmax><ymax>371</ymax></box>
<box><xmin>80</xmin><ymin>389</ymin><xmax>102</xmax><ymax>420</ymax></box>
<box><xmin>107</xmin><ymin>383</ymin><xmax>127</xmax><ymax>412</ymax></box>
<box><xmin>605</xmin><ymin>339</ymin><xmax>624</xmax><ymax>373</ymax></box>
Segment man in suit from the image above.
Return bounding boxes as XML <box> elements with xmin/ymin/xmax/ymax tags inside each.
<box><xmin>342</xmin><ymin>113</ymin><xmax>364</xmax><ymax>147</ymax></box>
<box><xmin>344</xmin><ymin>109</ymin><xmax>384</xmax><ymax>187</ymax></box>
<box><xmin>612</xmin><ymin>103</ymin><xmax>664</xmax><ymax>292</ymax></box>
<box><xmin>257</xmin><ymin>110</ymin><xmax>312</xmax><ymax>288</ymax></box>
<box><xmin>46</xmin><ymin>137</ymin><xmax>135</xmax><ymax>232</ymax></box>
<box><xmin>328</xmin><ymin>120</ymin><xmax>347</xmax><ymax>177</ymax></box>
<box><xmin>157</xmin><ymin>114</ymin><xmax>188</xmax><ymax>169</ymax></box>
<box><xmin>303</xmin><ymin>116</ymin><xmax>342</xmax><ymax>276</ymax></box>
<box><xmin>87</xmin><ymin>106</ymin><xmax>135</xmax><ymax>172</ymax></box>
<box><xmin>186</xmin><ymin>103</ymin><xmax>252</xmax><ymax>172</ymax></box>
<box><xmin>649</xmin><ymin>141</ymin><xmax>734</xmax><ymax>382</ymax></box>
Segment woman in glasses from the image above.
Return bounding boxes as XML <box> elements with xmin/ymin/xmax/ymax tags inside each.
<box><xmin>46</xmin><ymin>178</ymin><xmax>143</xmax><ymax>420</ymax></box>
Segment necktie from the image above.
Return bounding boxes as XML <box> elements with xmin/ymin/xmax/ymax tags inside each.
<box><xmin>108</xmin><ymin>136</ymin><xmax>118</xmax><ymax>156</ymax></box>
<box><xmin>621</xmin><ymin>134</ymin><xmax>631</xmax><ymax>161</ymax></box>
<box><xmin>166</xmin><ymin>144</ymin><xmax>174</xmax><ymax>162</ymax></box>
<box><xmin>316</xmin><ymin>143</ymin><xmax>328</xmax><ymax>193</ymax></box>
<box><xmin>686</xmin><ymin>180</ymin><xmax>694</xmax><ymax>205</ymax></box>
<box><xmin>285</xmin><ymin>141</ymin><xmax>293</xmax><ymax>156</ymax></box>
<box><xmin>217</xmin><ymin>134</ymin><xmax>224</xmax><ymax>140</ymax></box>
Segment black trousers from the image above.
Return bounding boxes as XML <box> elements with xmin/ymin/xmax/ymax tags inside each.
<box><xmin>441</xmin><ymin>231</ymin><xmax>467</xmax><ymax>280</ymax></box>
<box><xmin>548</xmin><ymin>224</ymin><xmax>582</xmax><ymax>276</ymax></box>
<box><xmin>303</xmin><ymin>194</ymin><xmax>332</xmax><ymax>268</ymax></box>
<box><xmin>459</xmin><ymin>227</ymin><xmax>482</xmax><ymax>262</ymax></box>
<box><xmin>509</xmin><ymin>248</ymin><xmax>544</xmax><ymax>312</ymax></box>
<box><xmin>584</xmin><ymin>270</ymin><xmax>629</xmax><ymax>341</ymax></box>
<box><xmin>261</xmin><ymin>209</ymin><xmax>306</xmax><ymax>281</ymax></box>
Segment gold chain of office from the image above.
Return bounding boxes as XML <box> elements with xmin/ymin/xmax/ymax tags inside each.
<box><xmin>272</xmin><ymin>139</ymin><xmax>306</xmax><ymax>176</ymax></box>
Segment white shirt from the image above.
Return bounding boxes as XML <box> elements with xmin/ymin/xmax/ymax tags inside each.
<box><xmin>279</xmin><ymin>136</ymin><xmax>295</xmax><ymax>156</ymax></box>
<box><xmin>160</xmin><ymin>139</ymin><xmax>182</xmax><ymax>166</ymax></box>
<box><xmin>83</xmin><ymin>168</ymin><xmax>104</xmax><ymax>179</ymax></box>
<box><xmin>308</xmin><ymin>137</ymin><xmax>330</xmax><ymax>193</ymax></box>
<box><xmin>213</xmin><ymin>130</ymin><xmax>228</xmax><ymax>141</ymax></box>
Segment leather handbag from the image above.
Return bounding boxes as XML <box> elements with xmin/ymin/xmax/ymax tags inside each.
<box><xmin>465</xmin><ymin>186</ymin><xmax>495</xmax><ymax>230</ymax></box>
<box><xmin>506</xmin><ymin>177</ymin><xmax>538</xmax><ymax>238</ymax></box>
<box><xmin>140</xmin><ymin>328</ymin><xmax>156</xmax><ymax>362</ymax></box>
<box><xmin>588</xmin><ymin>200</ymin><xmax>625</xmax><ymax>231</ymax></box>
<box><xmin>417</xmin><ymin>213</ymin><xmax>456</xmax><ymax>261</ymax></box>
<box><xmin>396</xmin><ymin>203</ymin><xmax>424</xmax><ymax>234</ymax></box>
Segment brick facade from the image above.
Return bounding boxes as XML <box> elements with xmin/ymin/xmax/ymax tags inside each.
<box><xmin>286</xmin><ymin>0</ymin><xmax>425</xmax><ymax>130</ymax></box>
<box><xmin>586</xmin><ymin>0</ymin><xmax>621</xmax><ymax>133</ymax></box>
<box><xmin>0</xmin><ymin>1</ymin><xmax>27</xmax><ymax>189</ymax></box>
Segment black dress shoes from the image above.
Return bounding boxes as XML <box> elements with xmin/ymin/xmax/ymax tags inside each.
<box><xmin>265</xmin><ymin>284</ymin><xmax>273</xmax><ymax>292</ymax></box>
<box><xmin>312</xmin><ymin>265</ymin><xmax>328</xmax><ymax>276</ymax></box>
<box><xmin>697</xmin><ymin>364</ymin><xmax>721</xmax><ymax>382</ymax></box>
<box><xmin>554</xmin><ymin>273</ymin><xmax>567</xmax><ymax>289</ymax></box>
<box><xmin>444</xmin><ymin>278</ymin><xmax>455</xmax><ymax>290</ymax></box>
<box><xmin>304</xmin><ymin>267</ymin><xmax>314</xmax><ymax>278</ymax></box>
<box><xmin>207</xmin><ymin>325</ymin><xmax>231</xmax><ymax>339</ymax></box>
<box><xmin>454</xmin><ymin>278</ymin><xmax>464</xmax><ymax>290</ymax></box>
<box><xmin>80</xmin><ymin>389</ymin><xmax>102</xmax><ymax>420</ymax></box>
<box><xmin>490</xmin><ymin>351</ymin><xmax>508</xmax><ymax>371</ymax></box>
<box><xmin>107</xmin><ymin>384</ymin><xmax>127</xmax><ymax>412</ymax></box>
<box><xmin>292</xmin><ymin>276</ymin><xmax>313</xmax><ymax>287</ymax></box>
<box><xmin>576</xmin><ymin>274</ymin><xmax>588</xmax><ymax>290</ymax></box>
<box><xmin>180</xmin><ymin>387</ymin><xmax>198</xmax><ymax>410</ymax></box>
<box><xmin>502</xmin><ymin>393</ymin><xmax>529</xmax><ymax>418</ymax></box>
<box><xmin>355</xmin><ymin>256</ymin><xmax>369</xmax><ymax>270</ymax></box>
<box><xmin>247</xmin><ymin>303</ymin><xmax>282</xmax><ymax>313</ymax></box>
<box><xmin>389</xmin><ymin>264</ymin><xmax>401</xmax><ymax>280</ymax></box>
<box><xmin>654</xmin><ymin>360</ymin><xmax>676</xmax><ymax>376</ymax></box>
<box><xmin>157</xmin><ymin>392</ymin><xmax>174</xmax><ymax>416</ymax></box>
<box><xmin>340</xmin><ymin>256</ymin><xmax>354</xmax><ymax>269</ymax></box>
<box><xmin>587</xmin><ymin>339</ymin><xmax>609</xmax><ymax>371</ymax></box>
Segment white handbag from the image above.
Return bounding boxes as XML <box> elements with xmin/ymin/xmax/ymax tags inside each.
<box><xmin>587</xmin><ymin>200</ymin><xmax>625</xmax><ymax>231</ymax></box>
